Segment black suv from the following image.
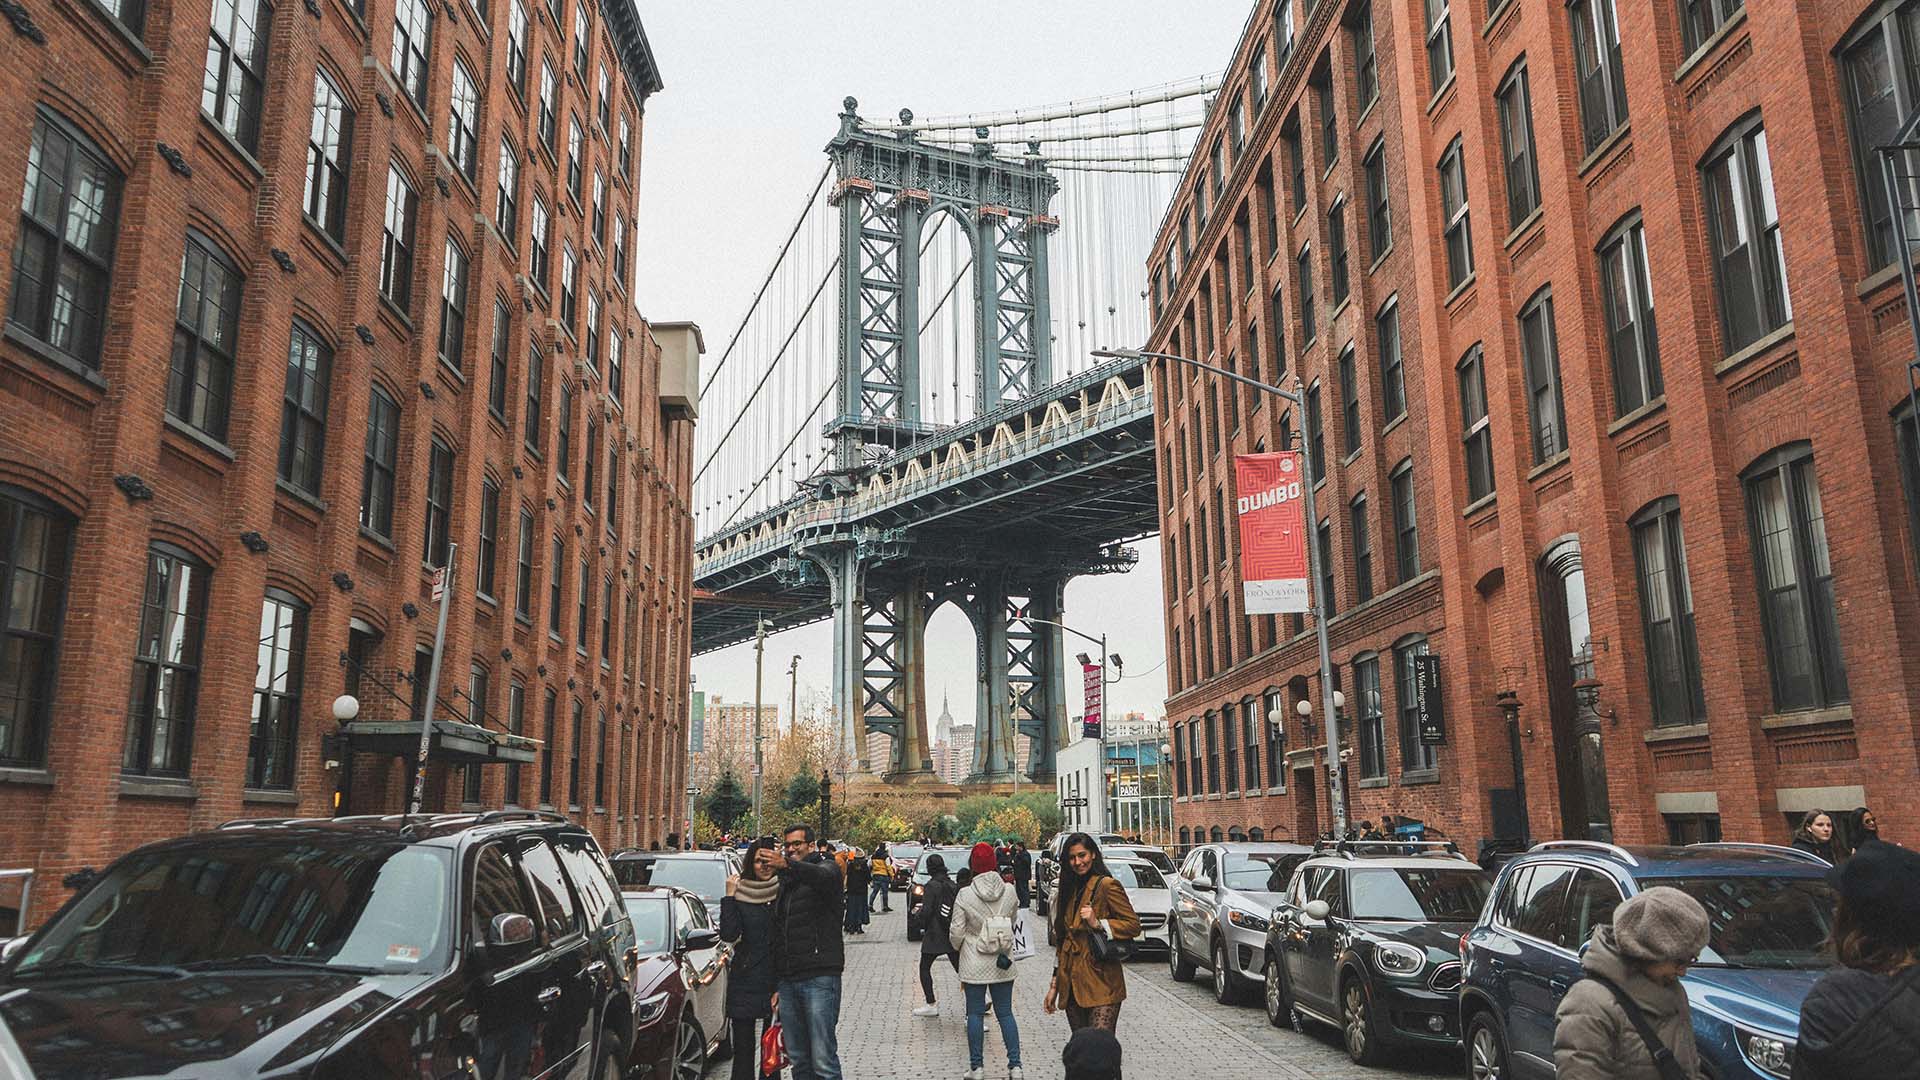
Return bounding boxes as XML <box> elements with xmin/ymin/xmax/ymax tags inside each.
<box><xmin>1261</xmin><ymin>842</ymin><xmax>1491</xmax><ymax>1067</ymax></box>
<box><xmin>0</xmin><ymin>811</ymin><xmax>642</xmax><ymax>1080</ymax></box>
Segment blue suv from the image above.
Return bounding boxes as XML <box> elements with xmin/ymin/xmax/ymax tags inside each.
<box><xmin>1459</xmin><ymin>841</ymin><xmax>1835</xmax><ymax>1080</ymax></box>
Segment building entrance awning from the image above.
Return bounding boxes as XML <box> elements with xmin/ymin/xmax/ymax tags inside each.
<box><xmin>341</xmin><ymin>719</ymin><xmax>539</xmax><ymax>765</ymax></box>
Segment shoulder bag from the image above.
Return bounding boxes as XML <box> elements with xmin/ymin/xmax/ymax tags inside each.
<box><xmin>1081</xmin><ymin>876</ymin><xmax>1132</xmax><ymax>964</ymax></box>
<box><xmin>1586</xmin><ymin>974</ymin><xmax>1688</xmax><ymax>1080</ymax></box>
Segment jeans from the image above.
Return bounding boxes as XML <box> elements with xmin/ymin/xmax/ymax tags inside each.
<box><xmin>868</xmin><ymin>876</ymin><xmax>891</xmax><ymax>911</ymax></box>
<box><xmin>777</xmin><ymin>974</ymin><xmax>843</xmax><ymax>1080</ymax></box>
<box><xmin>963</xmin><ymin>981</ymin><xmax>1020</xmax><ymax>1071</ymax></box>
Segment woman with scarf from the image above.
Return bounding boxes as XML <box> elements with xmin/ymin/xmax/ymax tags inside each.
<box><xmin>1043</xmin><ymin>833</ymin><xmax>1139</xmax><ymax>1033</ymax></box>
<box><xmin>719</xmin><ymin>838</ymin><xmax>781</xmax><ymax>1080</ymax></box>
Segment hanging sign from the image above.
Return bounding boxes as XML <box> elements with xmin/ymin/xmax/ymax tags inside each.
<box><xmin>1234</xmin><ymin>452</ymin><xmax>1311</xmax><ymax>613</ymax></box>
<box><xmin>1082</xmin><ymin>663</ymin><xmax>1104</xmax><ymax>740</ymax></box>
<box><xmin>1415</xmin><ymin>655</ymin><xmax>1446</xmax><ymax>745</ymax></box>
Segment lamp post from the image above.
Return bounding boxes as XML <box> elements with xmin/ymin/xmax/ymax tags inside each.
<box><xmin>685</xmin><ymin>784</ymin><xmax>699</xmax><ymax>850</ymax></box>
<box><xmin>1494</xmin><ymin>689</ymin><xmax>1531</xmax><ymax>844</ymax></box>
<box><xmin>1158</xmin><ymin>740</ymin><xmax>1172</xmax><ymax>847</ymax></box>
<box><xmin>1024</xmin><ymin>616</ymin><xmax>1122</xmax><ymax>832</ymax></box>
<box><xmin>1099</xmin><ymin>345</ymin><xmax>1349</xmax><ymax>838</ymax></box>
<box><xmin>330</xmin><ymin>694</ymin><xmax>359</xmax><ymax>816</ymax></box>
<box><xmin>819</xmin><ymin>766</ymin><xmax>833</xmax><ymax>842</ymax></box>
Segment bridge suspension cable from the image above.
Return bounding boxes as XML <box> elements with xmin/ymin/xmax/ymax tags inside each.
<box><xmin>870</xmin><ymin>73</ymin><xmax>1222</xmax><ymax>133</ymax></box>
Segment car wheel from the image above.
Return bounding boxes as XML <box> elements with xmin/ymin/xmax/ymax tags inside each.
<box><xmin>1211</xmin><ymin>937</ymin><xmax>1243</xmax><ymax>1004</ymax></box>
<box><xmin>674</xmin><ymin>1015</ymin><xmax>705</xmax><ymax>1080</ymax></box>
<box><xmin>1263</xmin><ymin>953</ymin><xmax>1293</xmax><ymax>1028</ymax></box>
<box><xmin>1342</xmin><ymin>974</ymin><xmax>1381</xmax><ymax>1066</ymax></box>
<box><xmin>1167</xmin><ymin>925</ymin><xmax>1196</xmax><ymax>982</ymax></box>
<box><xmin>1467</xmin><ymin>1012</ymin><xmax>1510</xmax><ymax>1080</ymax></box>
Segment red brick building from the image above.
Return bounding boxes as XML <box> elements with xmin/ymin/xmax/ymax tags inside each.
<box><xmin>0</xmin><ymin>0</ymin><xmax>696</xmax><ymax>927</ymax></box>
<box><xmin>1153</xmin><ymin>0</ymin><xmax>1920</xmax><ymax>854</ymax></box>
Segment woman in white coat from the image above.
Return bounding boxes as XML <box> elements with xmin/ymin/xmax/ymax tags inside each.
<box><xmin>949</xmin><ymin>841</ymin><xmax>1024</xmax><ymax>1080</ymax></box>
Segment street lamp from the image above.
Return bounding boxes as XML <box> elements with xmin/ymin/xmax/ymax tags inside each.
<box><xmin>1157</xmin><ymin>741</ymin><xmax>1171</xmax><ymax>847</ymax></box>
<box><xmin>1095</xmin><ymin>345</ymin><xmax>1348</xmax><ymax>837</ymax></box>
<box><xmin>685</xmin><ymin>785</ymin><xmax>700</xmax><ymax>850</ymax></box>
<box><xmin>330</xmin><ymin>695</ymin><xmax>359</xmax><ymax>817</ymax></box>
<box><xmin>1029</xmin><ymin>616</ymin><xmax>1120</xmax><ymax>832</ymax></box>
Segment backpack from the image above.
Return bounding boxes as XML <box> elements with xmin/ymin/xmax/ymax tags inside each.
<box><xmin>975</xmin><ymin>913</ymin><xmax>1014</xmax><ymax>955</ymax></box>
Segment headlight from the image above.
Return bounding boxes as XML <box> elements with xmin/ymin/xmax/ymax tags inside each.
<box><xmin>912</xmin><ymin>884</ymin><xmax>924</xmax><ymax>896</ymax></box>
<box><xmin>1372</xmin><ymin>942</ymin><xmax>1426</xmax><ymax>976</ymax></box>
<box><xmin>1226</xmin><ymin>909</ymin><xmax>1269</xmax><ymax>932</ymax></box>
<box><xmin>635</xmin><ymin>991</ymin><xmax>670</xmax><ymax>1028</ymax></box>
<box><xmin>1736</xmin><ymin>1027</ymin><xmax>1792</xmax><ymax>1079</ymax></box>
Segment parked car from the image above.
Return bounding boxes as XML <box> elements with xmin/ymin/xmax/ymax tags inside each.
<box><xmin>620</xmin><ymin>886</ymin><xmax>731</xmax><ymax>1079</ymax></box>
<box><xmin>609</xmin><ymin>849</ymin><xmax>737</xmax><ymax>907</ymax></box>
<box><xmin>1043</xmin><ymin>856</ymin><xmax>1173</xmax><ymax>955</ymax></box>
<box><xmin>1033</xmin><ymin>832</ymin><xmax>1130</xmax><ymax>916</ymax></box>
<box><xmin>1460</xmin><ymin>841</ymin><xmax>1837</xmax><ymax>1080</ymax></box>
<box><xmin>1107</xmin><ymin>843</ymin><xmax>1176</xmax><ymax>875</ymax></box>
<box><xmin>0</xmin><ymin>810</ymin><xmax>642</xmax><ymax>1080</ymax></box>
<box><xmin>905</xmin><ymin>846</ymin><xmax>975</xmax><ymax>941</ymax></box>
<box><xmin>1168</xmin><ymin>841</ymin><xmax>1315</xmax><ymax>1003</ymax></box>
<box><xmin>1261</xmin><ymin>842</ymin><xmax>1491</xmax><ymax>1065</ymax></box>
<box><xmin>885</xmin><ymin>842</ymin><xmax>924</xmax><ymax>889</ymax></box>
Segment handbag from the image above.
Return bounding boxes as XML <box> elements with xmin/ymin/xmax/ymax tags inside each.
<box><xmin>759</xmin><ymin>1020</ymin><xmax>789</xmax><ymax>1078</ymax></box>
<box><xmin>1586</xmin><ymin>975</ymin><xmax>1688</xmax><ymax>1080</ymax></box>
<box><xmin>1080</xmin><ymin>877</ymin><xmax>1133</xmax><ymax>964</ymax></box>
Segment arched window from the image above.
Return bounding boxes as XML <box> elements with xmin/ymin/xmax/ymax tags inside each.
<box><xmin>1248</xmin><ymin>826</ymin><xmax>1265</xmax><ymax>841</ymax></box>
<box><xmin>10</xmin><ymin>108</ymin><xmax>123</xmax><ymax>370</ymax></box>
<box><xmin>1178</xmin><ymin>826</ymin><xmax>1191</xmax><ymax>849</ymax></box>
<box><xmin>1227</xmin><ymin>826</ymin><xmax>1246</xmax><ymax>842</ymax></box>
<box><xmin>1209</xmin><ymin>826</ymin><xmax>1225</xmax><ymax>843</ymax></box>
<box><xmin>0</xmin><ymin>486</ymin><xmax>73</xmax><ymax>768</ymax></box>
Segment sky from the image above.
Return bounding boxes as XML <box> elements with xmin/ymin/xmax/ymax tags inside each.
<box><xmin>633</xmin><ymin>3</ymin><xmax>1252</xmax><ymax>731</ymax></box>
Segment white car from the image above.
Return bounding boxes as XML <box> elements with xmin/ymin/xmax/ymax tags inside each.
<box><xmin>1046</xmin><ymin>855</ymin><xmax>1172</xmax><ymax>955</ymax></box>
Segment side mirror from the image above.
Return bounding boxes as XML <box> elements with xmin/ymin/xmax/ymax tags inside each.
<box><xmin>1191</xmin><ymin>875</ymin><xmax>1215</xmax><ymax>892</ymax></box>
<box><xmin>1303</xmin><ymin>899</ymin><xmax>1331</xmax><ymax>921</ymax></box>
<box><xmin>487</xmin><ymin>912</ymin><xmax>537</xmax><ymax>949</ymax></box>
<box><xmin>682</xmin><ymin>927</ymin><xmax>720</xmax><ymax>952</ymax></box>
<box><xmin>0</xmin><ymin>937</ymin><xmax>24</xmax><ymax>965</ymax></box>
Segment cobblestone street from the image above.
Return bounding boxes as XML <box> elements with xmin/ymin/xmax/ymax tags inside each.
<box><xmin>753</xmin><ymin>904</ymin><xmax>1451</xmax><ymax>1080</ymax></box>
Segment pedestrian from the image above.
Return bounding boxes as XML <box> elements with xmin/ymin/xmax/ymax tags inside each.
<box><xmin>912</xmin><ymin>852</ymin><xmax>959</xmax><ymax>1018</ymax></box>
<box><xmin>843</xmin><ymin>846</ymin><xmax>871</xmax><ymax>934</ymax></box>
<box><xmin>1841</xmin><ymin>806</ymin><xmax>1882</xmax><ymax>861</ymax></box>
<box><xmin>1061</xmin><ymin>1027</ymin><xmax>1122</xmax><ymax>1080</ymax></box>
<box><xmin>1552</xmin><ymin>885</ymin><xmax>1709</xmax><ymax>1079</ymax></box>
<box><xmin>1791</xmin><ymin>839</ymin><xmax>1920</xmax><ymax>1079</ymax></box>
<box><xmin>1793</xmin><ymin>810</ymin><xmax>1839</xmax><ymax>864</ymax></box>
<box><xmin>869</xmin><ymin>843</ymin><xmax>893</xmax><ymax>913</ymax></box>
<box><xmin>769</xmin><ymin>823</ymin><xmax>846</xmax><ymax>1080</ymax></box>
<box><xmin>720</xmin><ymin>838</ymin><xmax>781</xmax><ymax>1080</ymax></box>
<box><xmin>1012</xmin><ymin>840</ymin><xmax>1033</xmax><ymax>910</ymax></box>
<box><xmin>1043</xmin><ymin>831</ymin><xmax>1140</xmax><ymax>1033</ymax></box>
<box><xmin>950</xmin><ymin>841</ymin><xmax>1024</xmax><ymax>1080</ymax></box>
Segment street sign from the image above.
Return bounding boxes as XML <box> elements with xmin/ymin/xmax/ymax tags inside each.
<box><xmin>429</xmin><ymin>567</ymin><xmax>447</xmax><ymax>602</ymax></box>
<box><xmin>1060</xmin><ymin>796</ymin><xmax>1089</xmax><ymax>808</ymax></box>
<box><xmin>1082</xmin><ymin>662</ymin><xmax>1103</xmax><ymax>740</ymax></box>
<box><xmin>1415</xmin><ymin>654</ymin><xmax>1446</xmax><ymax>744</ymax></box>
<box><xmin>1117</xmin><ymin>779</ymin><xmax>1141</xmax><ymax>798</ymax></box>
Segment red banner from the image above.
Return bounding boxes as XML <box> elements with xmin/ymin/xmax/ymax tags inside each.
<box><xmin>1082</xmin><ymin>663</ymin><xmax>1103</xmax><ymax>740</ymax></box>
<box><xmin>1234</xmin><ymin>452</ymin><xmax>1311</xmax><ymax>614</ymax></box>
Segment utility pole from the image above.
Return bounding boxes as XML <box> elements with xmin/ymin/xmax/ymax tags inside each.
<box><xmin>751</xmin><ymin>615</ymin><xmax>767</xmax><ymax>836</ymax></box>
<box><xmin>408</xmin><ymin>545</ymin><xmax>458</xmax><ymax>818</ymax></box>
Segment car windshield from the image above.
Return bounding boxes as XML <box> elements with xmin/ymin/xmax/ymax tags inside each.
<box><xmin>891</xmin><ymin>844</ymin><xmax>922</xmax><ymax>862</ymax></box>
<box><xmin>1658</xmin><ymin>876</ymin><xmax>1837</xmax><ymax>970</ymax></box>
<box><xmin>914</xmin><ymin>850</ymin><xmax>973</xmax><ymax>883</ymax></box>
<box><xmin>1349</xmin><ymin>867</ymin><xmax>1491</xmax><ymax>922</ymax></box>
<box><xmin>1122</xmin><ymin>848</ymin><xmax>1175</xmax><ymax>873</ymax></box>
<box><xmin>622</xmin><ymin>896</ymin><xmax>673</xmax><ymax>956</ymax></box>
<box><xmin>1107</xmin><ymin>862</ymin><xmax>1166</xmax><ymax>890</ymax></box>
<box><xmin>614</xmin><ymin>857</ymin><xmax>727</xmax><ymax>902</ymax></box>
<box><xmin>13</xmin><ymin>840</ymin><xmax>452</xmax><ymax>977</ymax></box>
<box><xmin>1222</xmin><ymin>852</ymin><xmax>1301</xmax><ymax>892</ymax></box>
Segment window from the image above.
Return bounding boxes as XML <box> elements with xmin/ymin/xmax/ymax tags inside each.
<box><xmin>1350</xmin><ymin>494</ymin><xmax>1373</xmax><ymax>603</ymax></box>
<box><xmin>1703</xmin><ymin>118</ymin><xmax>1791</xmax><ymax>352</ymax></box>
<box><xmin>1363</xmin><ymin>139</ymin><xmax>1390</xmax><ymax>263</ymax></box>
<box><xmin>1316</xmin><ymin>77</ymin><xmax>1337</xmax><ymax>166</ymax></box>
<box><xmin>169</xmin><ymin>234</ymin><xmax>243</xmax><ymax>442</ymax></box>
<box><xmin>571</xmin><ymin>4</ymin><xmax>589</xmax><ymax>78</ymax></box>
<box><xmin>538</xmin><ymin>62</ymin><xmax>558</xmax><ymax>151</ymax></box>
<box><xmin>1275</xmin><ymin>0</ymin><xmax>1294</xmax><ymax>67</ymax></box>
<box><xmin>1631</xmin><ymin>497</ymin><xmax>1705</xmax><ymax>727</ymax></box>
<box><xmin>1339</xmin><ymin>345</ymin><xmax>1361</xmax><ymax>455</ymax></box>
<box><xmin>557</xmin><ymin>381</ymin><xmax>573</xmax><ymax>475</ymax></box>
<box><xmin>1439</xmin><ymin>138</ymin><xmax>1473</xmax><ymax>290</ymax></box>
<box><xmin>1425</xmin><ymin>0</ymin><xmax>1453</xmax><ymax>92</ymax></box>
<box><xmin>515</xmin><ymin>508</ymin><xmax>534</xmax><ymax>619</ymax></box>
<box><xmin>591</xmin><ymin>173</ymin><xmax>606</xmax><ymax>246</ymax></box>
<box><xmin>1318</xmin><ymin>518</ymin><xmax>1335</xmax><ymax>616</ymax></box>
<box><xmin>529</xmin><ymin>195</ymin><xmax>550</xmax><ymax>288</ymax></box>
<box><xmin>611</xmin><ymin>213</ymin><xmax>627</xmax><ymax>292</ymax></box>
<box><xmin>124</xmin><ymin>545</ymin><xmax>208</xmax><ymax>778</ymax></box>
<box><xmin>583</xmin><ymin>420</ymin><xmax>598</xmax><ymax>509</ymax></box>
<box><xmin>1203</xmin><ymin>712</ymin><xmax>1219</xmax><ymax>793</ymax></box>
<box><xmin>1459</xmin><ymin>346</ymin><xmax>1494</xmax><ymax>503</ymax></box>
<box><xmin>566</xmin><ymin>118</ymin><xmax>584</xmax><ymax>203</ymax></box>
<box><xmin>99</xmin><ymin>0</ymin><xmax>145</xmax><ymax>35</ymax></box>
<box><xmin>0</xmin><ymin>491</ymin><xmax>70</xmax><ymax>768</ymax></box>
<box><xmin>1599</xmin><ymin>216</ymin><xmax>1662</xmax><ymax>415</ymax></box>
<box><xmin>1391</xmin><ymin>461</ymin><xmax>1419</xmax><ymax>583</ymax></box>
<box><xmin>1394</xmin><ymin>636</ymin><xmax>1435</xmax><ymax>771</ymax></box>
<box><xmin>277</xmin><ymin>319</ymin><xmax>332</xmax><ymax>497</ymax></box>
<box><xmin>1296</xmin><ymin>244</ymin><xmax>1316</xmax><ymax>344</ymax></box>
<box><xmin>540</xmin><ymin>688</ymin><xmax>556</xmax><ymax>804</ymax></box>
<box><xmin>1744</xmin><ymin>446</ymin><xmax>1848</xmax><ymax>711</ymax></box>
<box><xmin>379</xmin><ymin>164</ymin><xmax>418</xmax><ymax>312</ymax></box>
<box><xmin>1352</xmin><ymin>4</ymin><xmax>1378</xmax><ymax>110</ymax></box>
<box><xmin>1236</xmin><ymin>213</ymin><xmax>1253</xmax><ymax>300</ymax></box>
<box><xmin>425</xmin><ymin>436</ymin><xmax>454</xmax><ymax>568</ymax></box>
<box><xmin>1306</xmin><ymin>381</ymin><xmax>1326</xmax><ymax>484</ymax></box>
<box><xmin>524</xmin><ymin>340</ymin><xmax>544</xmax><ymax>452</ymax></box>
<box><xmin>1223</xmin><ymin>705</ymin><xmax>1239</xmax><ymax>792</ymax></box>
<box><xmin>505</xmin><ymin>683</ymin><xmax>526</xmax><ymax>803</ymax></box>
<box><xmin>1570</xmin><ymin>0</ymin><xmax>1629</xmax><ymax>153</ymax></box>
<box><xmin>568</xmin><ymin>698</ymin><xmax>582</xmax><ymax>805</ymax></box>
<box><xmin>583</xmin><ymin>292</ymin><xmax>600</xmax><ymax>373</ymax></box>
<box><xmin>488</xmin><ymin>299</ymin><xmax>510</xmax><ymax>418</ymax></box>
<box><xmin>1497</xmin><ymin>62</ymin><xmax>1541</xmax><ymax>225</ymax></box>
<box><xmin>1354</xmin><ymin>654</ymin><xmax>1384</xmax><ymax>778</ymax></box>
<box><xmin>1679</xmin><ymin>0</ymin><xmax>1743</xmax><ymax>53</ymax></box>
<box><xmin>575</xmin><ymin>556</ymin><xmax>589</xmax><ymax>647</ymax></box>
<box><xmin>11</xmin><ymin>111</ymin><xmax>120</xmax><ymax>370</ymax></box>
<box><xmin>448</xmin><ymin>61</ymin><xmax>479</xmax><ymax>180</ymax></box>
<box><xmin>468</xmin><ymin>662</ymin><xmax>490</xmax><ymax>733</ymax></box>
<box><xmin>202</xmin><ymin>0</ymin><xmax>270</xmax><ymax>150</ymax></box>
<box><xmin>1288</xmin><ymin>126</ymin><xmax>1307</xmax><ymax>215</ymax></box>
<box><xmin>597</xmin><ymin>66</ymin><xmax>611</xmax><ymax>132</ymax></box>
<box><xmin>247</xmin><ymin>591</ymin><xmax>306</xmax><ymax>790</ymax></box>
<box><xmin>618</xmin><ymin>114</ymin><xmax>633</xmax><ymax>177</ymax></box>
<box><xmin>1329</xmin><ymin>202</ymin><xmax>1350</xmax><ymax>305</ymax></box>
<box><xmin>1844</xmin><ymin>5</ymin><xmax>1920</xmax><ymax>269</ymax></box>
<box><xmin>1251</xmin><ymin>43</ymin><xmax>1269</xmax><ymax>109</ymax></box>
<box><xmin>594</xmin><ymin>708</ymin><xmax>607</xmax><ymax>805</ymax></box>
<box><xmin>600</xmin><ymin>577</ymin><xmax>613</xmax><ymax>662</ymax></box>
<box><xmin>560</xmin><ymin>244</ymin><xmax>577</xmax><ymax>327</ymax></box>
<box><xmin>548</xmin><ymin>538</ymin><xmax>564</xmax><ymax>635</ymax></box>
<box><xmin>361</xmin><ymin>385</ymin><xmax>399</xmax><ymax>537</ymax></box>
<box><xmin>304</xmin><ymin>71</ymin><xmax>352</xmax><ymax>241</ymax></box>
<box><xmin>1665</xmin><ymin>813</ymin><xmax>1722</xmax><ymax>845</ymax></box>
<box><xmin>1373</xmin><ymin>300</ymin><xmax>1405</xmax><ymax>425</ymax></box>
<box><xmin>506</xmin><ymin>0</ymin><xmax>528</xmax><ymax>97</ymax></box>
<box><xmin>392</xmin><ymin>0</ymin><xmax>432</xmax><ymax>108</ymax></box>
<box><xmin>606</xmin><ymin>443</ymin><xmax>619</xmax><ymax>527</ymax></box>
<box><xmin>1519</xmin><ymin>289</ymin><xmax>1567</xmax><ymax>463</ymax></box>
<box><xmin>439</xmin><ymin>236</ymin><xmax>468</xmax><ymax>369</ymax></box>
<box><xmin>1173</xmin><ymin>723</ymin><xmax>1187</xmax><ymax>797</ymax></box>
<box><xmin>496</xmin><ymin>137</ymin><xmax>520</xmax><ymax>242</ymax></box>
<box><xmin>477</xmin><ymin>479</ymin><xmax>499</xmax><ymax>598</ymax></box>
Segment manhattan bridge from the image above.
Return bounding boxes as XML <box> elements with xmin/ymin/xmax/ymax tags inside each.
<box><xmin>691</xmin><ymin>79</ymin><xmax>1218</xmax><ymax>786</ymax></box>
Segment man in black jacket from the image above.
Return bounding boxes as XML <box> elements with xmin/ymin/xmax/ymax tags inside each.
<box><xmin>1012</xmin><ymin>840</ymin><xmax>1033</xmax><ymax>908</ymax></box>
<box><xmin>769</xmin><ymin>823</ymin><xmax>846</xmax><ymax>1080</ymax></box>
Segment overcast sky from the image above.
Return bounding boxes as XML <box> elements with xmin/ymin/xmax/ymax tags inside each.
<box><xmin>634</xmin><ymin>3</ymin><xmax>1251</xmax><ymax>730</ymax></box>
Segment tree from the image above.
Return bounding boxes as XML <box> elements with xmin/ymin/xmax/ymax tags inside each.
<box><xmin>780</xmin><ymin>770</ymin><xmax>821</xmax><ymax>812</ymax></box>
<box><xmin>700</xmin><ymin>768</ymin><xmax>752</xmax><ymax>835</ymax></box>
<box><xmin>971</xmin><ymin>805</ymin><xmax>1042</xmax><ymax>845</ymax></box>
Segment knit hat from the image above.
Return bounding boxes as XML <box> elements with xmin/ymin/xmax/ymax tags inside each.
<box><xmin>1062</xmin><ymin>1027</ymin><xmax>1122</xmax><ymax>1080</ymax></box>
<box><xmin>1612</xmin><ymin>886</ymin><xmax>1710</xmax><ymax>963</ymax></box>
<box><xmin>1833</xmin><ymin>839</ymin><xmax>1920</xmax><ymax>946</ymax></box>
<box><xmin>969</xmin><ymin>841</ymin><xmax>999</xmax><ymax>875</ymax></box>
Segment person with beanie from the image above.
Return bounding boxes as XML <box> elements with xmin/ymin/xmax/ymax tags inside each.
<box><xmin>912</xmin><ymin>852</ymin><xmax>959</xmax><ymax>1018</ymax></box>
<box><xmin>843</xmin><ymin>846</ymin><xmax>871</xmax><ymax>934</ymax></box>
<box><xmin>1061</xmin><ymin>1027</ymin><xmax>1122</xmax><ymax>1080</ymax></box>
<box><xmin>1791</xmin><ymin>840</ymin><xmax>1920</xmax><ymax>1080</ymax></box>
<box><xmin>948</xmin><ymin>841</ymin><xmax>1024</xmax><ymax>1080</ymax></box>
<box><xmin>719</xmin><ymin>838</ymin><xmax>782</xmax><ymax>1080</ymax></box>
<box><xmin>1554</xmin><ymin>886</ymin><xmax>1709</xmax><ymax>1079</ymax></box>
<box><xmin>1792</xmin><ymin>810</ymin><xmax>1838</xmax><ymax>864</ymax></box>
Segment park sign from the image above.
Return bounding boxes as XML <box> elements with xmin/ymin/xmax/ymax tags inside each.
<box><xmin>1233</xmin><ymin>452</ymin><xmax>1310</xmax><ymax>614</ymax></box>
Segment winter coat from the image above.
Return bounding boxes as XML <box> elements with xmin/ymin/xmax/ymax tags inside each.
<box><xmin>1792</xmin><ymin>836</ymin><xmax>1837</xmax><ymax>864</ymax></box>
<box><xmin>1552</xmin><ymin>924</ymin><xmax>1703</xmax><ymax>1080</ymax></box>
<box><xmin>844</xmin><ymin>858</ymin><xmax>870</xmax><ymax>894</ymax></box>
<box><xmin>771</xmin><ymin>853</ymin><xmax>845</xmax><ymax>981</ymax></box>
<box><xmin>948</xmin><ymin>869</ymin><xmax>1019</xmax><ymax>985</ymax></box>
<box><xmin>918</xmin><ymin>872</ymin><xmax>959</xmax><ymax>957</ymax></box>
<box><xmin>1049</xmin><ymin>875</ymin><xmax>1139</xmax><ymax>1009</ymax></box>
<box><xmin>1791</xmin><ymin>964</ymin><xmax>1920</xmax><ymax>1080</ymax></box>
<box><xmin>718</xmin><ymin>895</ymin><xmax>777</xmax><ymax>1018</ymax></box>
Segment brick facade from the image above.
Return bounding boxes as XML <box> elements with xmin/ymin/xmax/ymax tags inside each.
<box><xmin>1153</xmin><ymin>0</ymin><xmax>1920</xmax><ymax>854</ymax></box>
<box><xmin>0</xmin><ymin>0</ymin><xmax>693</xmax><ymax>924</ymax></box>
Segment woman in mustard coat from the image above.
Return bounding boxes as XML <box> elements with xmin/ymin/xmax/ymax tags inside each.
<box><xmin>1044</xmin><ymin>833</ymin><xmax>1140</xmax><ymax>1032</ymax></box>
